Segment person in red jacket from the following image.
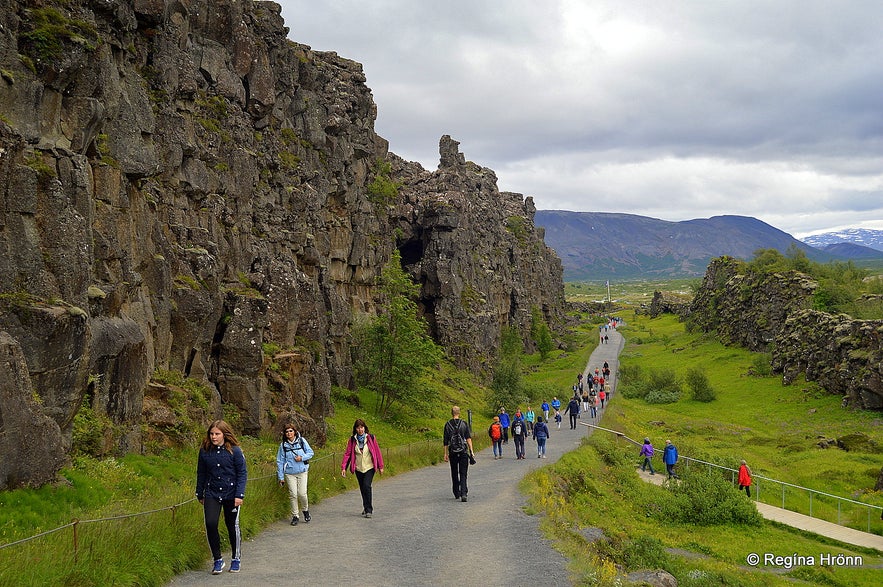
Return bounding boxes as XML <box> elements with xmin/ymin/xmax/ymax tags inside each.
<box><xmin>738</xmin><ymin>460</ymin><xmax>752</xmax><ymax>497</ymax></box>
<box><xmin>341</xmin><ymin>419</ymin><xmax>384</xmax><ymax>518</ymax></box>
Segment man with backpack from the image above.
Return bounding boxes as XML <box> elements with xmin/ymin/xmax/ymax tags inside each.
<box><xmin>510</xmin><ymin>412</ymin><xmax>527</xmax><ymax>460</ymax></box>
<box><xmin>488</xmin><ymin>416</ymin><xmax>504</xmax><ymax>459</ymax></box>
<box><xmin>443</xmin><ymin>406</ymin><xmax>475</xmax><ymax>502</ymax></box>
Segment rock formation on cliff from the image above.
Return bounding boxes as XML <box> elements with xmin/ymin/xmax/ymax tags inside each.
<box><xmin>0</xmin><ymin>0</ymin><xmax>565</xmax><ymax>488</ymax></box>
<box><xmin>688</xmin><ymin>257</ymin><xmax>883</xmax><ymax>410</ymax></box>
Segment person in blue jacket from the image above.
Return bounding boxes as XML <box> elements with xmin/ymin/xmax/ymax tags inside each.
<box><xmin>196</xmin><ymin>420</ymin><xmax>247</xmax><ymax>574</ymax></box>
<box><xmin>663</xmin><ymin>439</ymin><xmax>679</xmax><ymax>478</ymax></box>
<box><xmin>498</xmin><ymin>407</ymin><xmax>511</xmax><ymax>444</ymax></box>
<box><xmin>276</xmin><ymin>422</ymin><xmax>315</xmax><ymax>526</ymax></box>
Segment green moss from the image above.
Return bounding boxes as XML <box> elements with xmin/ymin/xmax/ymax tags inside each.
<box><xmin>366</xmin><ymin>159</ymin><xmax>400</xmax><ymax>208</ymax></box>
<box><xmin>24</xmin><ymin>153</ymin><xmax>56</xmax><ymax>180</ymax></box>
<box><xmin>18</xmin><ymin>7</ymin><xmax>99</xmax><ymax>65</ymax></box>
<box><xmin>279</xmin><ymin>150</ymin><xmax>300</xmax><ymax>170</ymax></box>
<box><xmin>173</xmin><ymin>274</ymin><xmax>202</xmax><ymax>291</ymax></box>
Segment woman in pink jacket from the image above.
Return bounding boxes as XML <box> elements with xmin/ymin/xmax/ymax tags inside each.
<box><xmin>341</xmin><ymin>418</ymin><xmax>384</xmax><ymax>518</ymax></box>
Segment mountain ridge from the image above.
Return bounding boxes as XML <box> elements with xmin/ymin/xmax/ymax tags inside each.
<box><xmin>802</xmin><ymin>228</ymin><xmax>883</xmax><ymax>252</ymax></box>
<box><xmin>534</xmin><ymin>211</ymin><xmax>868</xmax><ymax>280</ymax></box>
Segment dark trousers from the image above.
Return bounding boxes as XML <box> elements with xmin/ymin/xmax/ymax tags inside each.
<box><xmin>740</xmin><ymin>484</ymin><xmax>751</xmax><ymax>497</ymax></box>
<box><xmin>513</xmin><ymin>436</ymin><xmax>525</xmax><ymax>459</ymax></box>
<box><xmin>569</xmin><ymin>414</ymin><xmax>578</xmax><ymax>429</ymax></box>
<box><xmin>203</xmin><ymin>498</ymin><xmax>242</xmax><ymax>561</ymax></box>
<box><xmin>449</xmin><ymin>452</ymin><xmax>469</xmax><ymax>497</ymax></box>
<box><xmin>355</xmin><ymin>468</ymin><xmax>375</xmax><ymax>514</ymax></box>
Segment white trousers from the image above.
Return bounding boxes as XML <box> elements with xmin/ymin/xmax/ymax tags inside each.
<box><xmin>285</xmin><ymin>471</ymin><xmax>309</xmax><ymax>516</ymax></box>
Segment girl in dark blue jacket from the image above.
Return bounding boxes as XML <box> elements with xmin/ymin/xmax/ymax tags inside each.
<box><xmin>196</xmin><ymin>420</ymin><xmax>247</xmax><ymax>574</ymax></box>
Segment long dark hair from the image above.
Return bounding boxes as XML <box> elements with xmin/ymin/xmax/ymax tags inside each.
<box><xmin>201</xmin><ymin>420</ymin><xmax>239</xmax><ymax>452</ymax></box>
<box><xmin>352</xmin><ymin>418</ymin><xmax>369</xmax><ymax>436</ymax></box>
<box><xmin>281</xmin><ymin>421</ymin><xmax>299</xmax><ymax>441</ymax></box>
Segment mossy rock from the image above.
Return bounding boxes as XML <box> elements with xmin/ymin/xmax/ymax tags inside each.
<box><xmin>837</xmin><ymin>432</ymin><xmax>881</xmax><ymax>453</ymax></box>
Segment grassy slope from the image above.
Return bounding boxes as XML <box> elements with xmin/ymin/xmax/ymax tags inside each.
<box><xmin>522</xmin><ymin>310</ymin><xmax>883</xmax><ymax>586</ymax></box>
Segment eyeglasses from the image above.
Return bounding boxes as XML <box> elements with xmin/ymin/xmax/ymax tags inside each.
<box><xmin>285</xmin><ymin>429</ymin><xmax>295</xmax><ymax>433</ymax></box>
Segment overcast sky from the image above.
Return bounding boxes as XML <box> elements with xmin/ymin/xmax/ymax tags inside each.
<box><xmin>278</xmin><ymin>1</ymin><xmax>883</xmax><ymax>238</ymax></box>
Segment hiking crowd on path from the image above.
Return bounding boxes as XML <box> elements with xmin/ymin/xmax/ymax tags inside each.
<box><xmin>191</xmin><ymin>317</ymin><xmax>623</xmax><ymax>576</ymax></box>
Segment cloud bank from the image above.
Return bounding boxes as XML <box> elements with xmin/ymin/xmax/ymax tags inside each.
<box><xmin>279</xmin><ymin>0</ymin><xmax>883</xmax><ymax>237</ymax></box>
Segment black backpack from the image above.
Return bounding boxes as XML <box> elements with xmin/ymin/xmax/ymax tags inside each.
<box><xmin>447</xmin><ymin>420</ymin><xmax>467</xmax><ymax>454</ymax></box>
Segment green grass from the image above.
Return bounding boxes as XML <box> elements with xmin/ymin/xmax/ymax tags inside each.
<box><xmin>0</xmin><ymin>358</ymin><xmax>491</xmax><ymax>586</ymax></box>
<box><xmin>523</xmin><ymin>308</ymin><xmax>883</xmax><ymax>585</ymax></box>
<box><xmin>4</xmin><ymin>305</ymin><xmax>882</xmax><ymax>585</ymax></box>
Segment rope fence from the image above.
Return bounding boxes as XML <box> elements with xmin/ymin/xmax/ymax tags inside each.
<box><xmin>0</xmin><ymin>437</ymin><xmax>442</xmax><ymax>554</ymax></box>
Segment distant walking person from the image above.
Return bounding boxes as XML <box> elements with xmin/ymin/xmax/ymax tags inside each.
<box><xmin>511</xmin><ymin>413</ymin><xmax>527</xmax><ymax>460</ymax></box>
<box><xmin>341</xmin><ymin>419</ymin><xmax>384</xmax><ymax>518</ymax></box>
<box><xmin>276</xmin><ymin>422</ymin><xmax>314</xmax><ymax>526</ymax></box>
<box><xmin>639</xmin><ymin>438</ymin><xmax>655</xmax><ymax>475</ymax></box>
<box><xmin>738</xmin><ymin>459</ymin><xmax>752</xmax><ymax>497</ymax></box>
<box><xmin>663</xmin><ymin>439</ymin><xmax>679</xmax><ymax>478</ymax></box>
<box><xmin>443</xmin><ymin>406</ymin><xmax>475</xmax><ymax>501</ymax></box>
<box><xmin>564</xmin><ymin>397</ymin><xmax>580</xmax><ymax>429</ymax></box>
<box><xmin>533</xmin><ymin>416</ymin><xmax>550</xmax><ymax>458</ymax></box>
<box><xmin>498</xmin><ymin>408</ymin><xmax>511</xmax><ymax>444</ymax></box>
<box><xmin>196</xmin><ymin>420</ymin><xmax>247</xmax><ymax>574</ymax></box>
<box><xmin>489</xmin><ymin>416</ymin><xmax>504</xmax><ymax>459</ymax></box>
<box><xmin>541</xmin><ymin>400</ymin><xmax>550</xmax><ymax>422</ymax></box>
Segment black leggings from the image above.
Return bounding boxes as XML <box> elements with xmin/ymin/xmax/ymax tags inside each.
<box><xmin>203</xmin><ymin>498</ymin><xmax>242</xmax><ymax>560</ymax></box>
<box><xmin>355</xmin><ymin>468</ymin><xmax>376</xmax><ymax>514</ymax></box>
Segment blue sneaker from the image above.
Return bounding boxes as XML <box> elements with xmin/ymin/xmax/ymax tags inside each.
<box><xmin>229</xmin><ymin>559</ymin><xmax>241</xmax><ymax>573</ymax></box>
<box><xmin>211</xmin><ymin>559</ymin><xmax>224</xmax><ymax>574</ymax></box>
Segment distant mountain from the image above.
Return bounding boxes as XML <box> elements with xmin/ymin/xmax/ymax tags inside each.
<box><xmin>801</xmin><ymin>229</ymin><xmax>883</xmax><ymax>252</ymax></box>
<box><xmin>534</xmin><ymin>212</ymin><xmax>836</xmax><ymax>281</ymax></box>
<box><xmin>820</xmin><ymin>242</ymin><xmax>883</xmax><ymax>259</ymax></box>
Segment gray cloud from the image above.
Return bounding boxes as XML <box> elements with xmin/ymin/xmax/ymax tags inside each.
<box><xmin>279</xmin><ymin>0</ymin><xmax>883</xmax><ymax>237</ymax></box>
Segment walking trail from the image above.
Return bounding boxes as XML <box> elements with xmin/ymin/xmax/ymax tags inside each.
<box><xmin>168</xmin><ymin>321</ymin><xmax>882</xmax><ymax>586</ymax></box>
<box><xmin>167</xmin><ymin>326</ymin><xmax>624</xmax><ymax>587</ymax></box>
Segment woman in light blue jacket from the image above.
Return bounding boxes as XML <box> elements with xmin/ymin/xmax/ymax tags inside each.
<box><xmin>276</xmin><ymin>422</ymin><xmax>315</xmax><ymax>526</ymax></box>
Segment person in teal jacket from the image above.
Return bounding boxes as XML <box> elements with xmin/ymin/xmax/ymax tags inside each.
<box><xmin>276</xmin><ymin>422</ymin><xmax>314</xmax><ymax>526</ymax></box>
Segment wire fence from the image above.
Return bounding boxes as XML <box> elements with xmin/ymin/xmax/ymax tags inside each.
<box><xmin>0</xmin><ymin>437</ymin><xmax>443</xmax><ymax>554</ymax></box>
<box><xmin>584</xmin><ymin>422</ymin><xmax>883</xmax><ymax>534</ymax></box>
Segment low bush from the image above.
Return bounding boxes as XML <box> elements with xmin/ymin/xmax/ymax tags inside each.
<box><xmin>652</xmin><ymin>469</ymin><xmax>763</xmax><ymax>527</ymax></box>
<box><xmin>684</xmin><ymin>367</ymin><xmax>716</xmax><ymax>402</ymax></box>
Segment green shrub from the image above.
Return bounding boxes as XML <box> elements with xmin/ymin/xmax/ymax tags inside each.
<box><xmin>645</xmin><ymin>388</ymin><xmax>681</xmax><ymax>404</ymax></box>
<box><xmin>685</xmin><ymin>367</ymin><xmax>716</xmax><ymax>402</ymax></box>
<box><xmin>72</xmin><ymin>399</ymin><xmax>113</xmax><ymax>457</ymax></box>
<box><xmin>621</xmin><ymin>536</ymin><xmax>670</xmax><ymax>571</ymax></box>
<box><xmin>748</xmin><ymin>352</ymin><xmax>772</xmax><ymax>376</ymax></box>
<box><xmin>653</xmin><ymin>469</ymin><xmax>763</xmax><ymax>526</ymax></box>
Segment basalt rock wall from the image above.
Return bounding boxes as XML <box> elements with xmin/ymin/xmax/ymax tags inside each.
<box><xmin>0</xmin><ymin>0</ymin><xmax>565</xmax><ymax>487</ymax></box>
<box><xmin>689</xmin><ymin>257</ymin><xmax>883</xmax><ymax>410</ymax></box>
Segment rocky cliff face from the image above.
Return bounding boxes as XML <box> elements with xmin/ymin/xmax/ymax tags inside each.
<box><xmin>689</xmin><ymin>257</ymin><xmax>883</xmax><ymax>410</ymax></box>
<box><xmin>0</xmin><ymin>0</ymin><xmax>565</xmax><ymax>488</ymax></box>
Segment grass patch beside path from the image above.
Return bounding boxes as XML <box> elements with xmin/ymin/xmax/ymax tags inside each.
<box><xmin>523</xmin><ymin>309</ymin><xmax>883</xmax><ymax>586</ymax></box>
<box><xmin>0</xmin><ymin>358</ymin><xmax>491</xmax><ymax>586</ymax></box>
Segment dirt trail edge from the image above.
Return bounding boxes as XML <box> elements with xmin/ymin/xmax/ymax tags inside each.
<box><xmin>167</xmin><ymin>327</ymin><xmax>625</xmax><ymax>587</ymax></box>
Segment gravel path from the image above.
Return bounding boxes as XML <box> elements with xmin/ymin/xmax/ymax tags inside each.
<box><xmin>167</xmin><ymin>327</ymin><xmax>624</xmax><ymax>587</ymax></box>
